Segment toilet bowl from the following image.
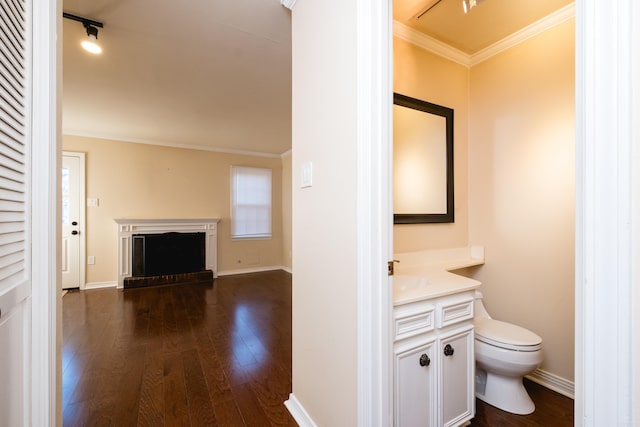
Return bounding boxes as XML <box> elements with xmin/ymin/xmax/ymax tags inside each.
<box><xmin>474</xmin><ymin>292</ymin><xmax>543</xmax><ymax>415</ymax></box>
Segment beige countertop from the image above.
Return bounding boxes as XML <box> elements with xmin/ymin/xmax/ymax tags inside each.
<box><xmin>393</xmin><ymin>246</ymin><xmax>484</xmax><ymax>305</ymax></box>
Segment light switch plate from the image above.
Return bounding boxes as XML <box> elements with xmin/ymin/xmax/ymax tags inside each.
<box><xmin>87</xmin><ymin>198</ymin><xmax>99</xmax><ymax>207</ymax></box>
<box><xmin>301</xmin><ymin>161</ymin><xmax>313</xmax><ymax>188</ymax></box>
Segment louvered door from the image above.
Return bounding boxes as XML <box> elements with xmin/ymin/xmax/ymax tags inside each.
<box><xmin>0</xmin><ymin>0</ymin><xmax>29</xmax><ymax>322</ymax></box>
<box><xmin>0</xmin><ymin>0</ymin><xmax>31</xmax><ymax>425</ymax></box>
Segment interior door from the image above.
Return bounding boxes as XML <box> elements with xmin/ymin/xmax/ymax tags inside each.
<box><xmin>0</xmin><ymin>0</ymin><xmax>34</xmax><ymax>423</ymax></box>
<box><xmin>62</xmin><ymin>152</ymin><xmax>85</xmax><ymax>289</ymax></box>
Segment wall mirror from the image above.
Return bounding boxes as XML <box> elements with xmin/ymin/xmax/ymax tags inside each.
<box><xmin>393</xmin><ymin>93</ymin><xmax>454</xmax><ymax>224</ymax></box>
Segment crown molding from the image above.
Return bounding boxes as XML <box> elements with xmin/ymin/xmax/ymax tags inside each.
<box><xmin>280</xmin><ymin>0</ymin><xmax>298</xmax><ymax>11</ymax></box>
<box><xmin>280</xmin><ymin>149</ymin><xmax>292</xmax><ymax>158</ymax></box>
<box><xmin>470</xmin><ymin>2</ymin><xmax>575</xmax><ymax>66</ymax></box>
<box><xmin>393</xmin><ymin>20</ymin><xmax>471</xmax><ymax>67</ymax></box>
<box><xmin>393</xmin><ymin>2</ymin><xmax>576</xmax><ymax>68</ymax></box>
<box><xmin>62</xmin><ymin>129</ymin><xmax>284</xmax><ymax>158</ymax></box>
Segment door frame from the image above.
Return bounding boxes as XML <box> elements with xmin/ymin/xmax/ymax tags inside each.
<box><xmin>62</xmin><ymin>151</ymin><xmax>86</xmax><ymax>290</ymax></box>
<box><xmin>574</xmin><ymin>0</ymin><xmax>640</xmax><ymax>424</ymax></box>
<box><xmin>31</xmin><ymin>0</ymin><xmax>61</xmax><ymax>424</ymax></box>
<box><xmin>355</xmin><ymin>0</ymin><xmax>393</xmax><ymax>425</ymax></box>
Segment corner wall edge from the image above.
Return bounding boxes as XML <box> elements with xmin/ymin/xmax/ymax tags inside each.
<box><xmin>281</xmin><ymin>0</ymin><xmax>298</xmax><ymax>11</ymax></box>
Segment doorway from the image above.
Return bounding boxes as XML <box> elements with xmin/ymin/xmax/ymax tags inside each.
<box><xmin>61</xmin><ymin>151</ymin><xmax>86</xmax><ymax>290</ymax></box>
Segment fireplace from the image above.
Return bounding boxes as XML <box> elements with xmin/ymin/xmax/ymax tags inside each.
<box><xmin>132</xmin><ymin>232</ymin><xmax>205</xmax><ymax>277</ymax></box>
<box><xmin>115</xmin><ymin>218</ymin><xmax>220</xmax><ymax>289</ymax></box>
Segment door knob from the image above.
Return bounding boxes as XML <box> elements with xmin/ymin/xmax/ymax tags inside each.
<box><xmin>419</xmin><ymin>353</ymin><xmax>430</xmax><ymax>367</ymax></box>
<box><xmin>71</xmin><ymin>230</ymin><xmax>79</xmax><ymax>235</ymax></box>
<box><xmin>444</xmin><ymin>344</ymin><xmax>454</xmax><ymax>356</ymax></box>
<box><xmin>72</xmin><ymin>221</ymin><xmax>78</xmax><ymax>226</ymax></box>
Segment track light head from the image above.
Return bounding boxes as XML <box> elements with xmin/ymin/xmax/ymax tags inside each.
<box><xmin>84</xmin><ymin>23</ymin><xmax>99</xmax><ymax>39</ymax></box>
<box><xmin>462</xmin><ymin>0</ymin><xmax>485</xmax><ymax>13</ymax></box>
<box><xmin>462</xmin><ymin>0</ymin><xmax>474</xmax><ymax>13</ymax></box>
<box><xmin>81</xmin><ymin>23</ymin><xmax>101</xmax><ymax>54</ymax></box>
<box><xmin>63</xmin><ymin>12</ymin><xmax>104</xmax><ymax>55</ymax></box>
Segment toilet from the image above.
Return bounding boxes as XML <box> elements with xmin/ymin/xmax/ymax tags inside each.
<box><xmin>473</xmin><ymin>291</ymin><xmax>543</xmax><ymax>415</ymax></box>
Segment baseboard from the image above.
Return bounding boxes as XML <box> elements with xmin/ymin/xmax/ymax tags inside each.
<box><xmin>84</xmin><ymin>281</ymin><xmax>117</xmax><ymax>290</ymax></box>
<box><xmin>284</xmin><ymin>393</ymin><xmax>317</xmax><ymax>427</ymax></box>
<box><xmin>526</xmin><ymin>368</ymin><xmax>575</xmax><ymax>399</ymax></box>
<box><xmin>217</xmin><ymin>266</ymin><xmax>290</xmax><ymax>276</ymax></box>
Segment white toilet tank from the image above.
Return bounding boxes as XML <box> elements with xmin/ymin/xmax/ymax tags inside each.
<box><xmin>474</xmin><ymin>291</ymin><xmax>491</xmax><ymax>319</ymax></box>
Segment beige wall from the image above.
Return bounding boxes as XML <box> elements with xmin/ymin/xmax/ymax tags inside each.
<box><xmin>468</xmin><ymin>20</ymin><xmax>575</xmax><ymax>381</ymax></box>
<box><xmin>63</xmin><ymin>135</ymin><xmax>285</xmax><ymax>285</ymax></box>
<box><xmin>393</xmin><ymin>20</ymin><xmax>575</xmax><ymax>383</ymax></box>
<box><xmin>290</xmin><ymin>0</ymin><xmax>358</xmax><ymax>425</ymax></box>
<box><xmin>393</xmin><ymin>37</ymin><xmax>470</xmax><ymax>252</ymax></box>
<box><xmin>281</xmin><ymin>151</ymin><xmax>292</xmax><ymax>270</ymax></box>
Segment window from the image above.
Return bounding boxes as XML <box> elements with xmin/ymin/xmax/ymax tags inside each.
<box><xmin>231</xmin><ymin>166</ymin><xmax>272</xmax><ymax>239</ymax></box>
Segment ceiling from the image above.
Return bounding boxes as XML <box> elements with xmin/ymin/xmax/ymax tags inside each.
<box><xmin>62</xmin><ymin>0</ymin><xmax>573</xmax><ymax>157</ymax></box>
<box><xmin>394</xmin><ymin>0</ymin><xmax>574</xmax><ymax>54</ymax></box>
<box><xmin>62</xmin><ymin>0</ymin><xmax>292</xmax><ymax>156</ymax></box>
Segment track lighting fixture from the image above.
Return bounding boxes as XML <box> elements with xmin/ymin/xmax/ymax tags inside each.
<box><xmin>415</xmin><ymin>0</ymin><xmax>443</xmax><ymax>19</ymax></box>
<box><xmin>462</xmin><ymin>0</ymin><xmax>485</xmax><ymax>13</ymax></box>
<box><xmin>63</xmin><ymin>12</ymin><xmax>104</xmax><ymax>55</ymax></box>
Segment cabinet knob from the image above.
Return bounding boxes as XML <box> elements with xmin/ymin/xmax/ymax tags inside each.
<box><xmin>443</xmin><ymin>344</ymin><xmax>455</xmax><ymax>356</ymax></box>
<box><xmin>419</xmin><ymin>353</ymin><xmax>430</xmax><ymax>367</ymax></box>
<box><xmin>71</xmin><ymin>230</ymin><xmax>79</xmax><ymax>235</ymax></box>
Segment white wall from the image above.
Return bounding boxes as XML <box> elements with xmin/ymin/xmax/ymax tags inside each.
<box><xmin>290</xmin><ymin>0</ymin><xmax>359</xmax><ymax>424</ymax></box>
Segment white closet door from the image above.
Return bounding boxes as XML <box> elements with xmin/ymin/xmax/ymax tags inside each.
<box><xmin>0</xmin><ymin>0</ymin><xmax>33</xmax><ymax>425</ymax></box>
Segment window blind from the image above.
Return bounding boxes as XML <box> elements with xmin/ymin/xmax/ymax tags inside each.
<box><xmin>231</xmin><ymin>166</ymin><xmax>272</xmax><ymax>238</ymax></box>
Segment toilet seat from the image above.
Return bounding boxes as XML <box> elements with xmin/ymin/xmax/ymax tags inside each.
<box><xmin>475</xmin><ymin>318</ymin><xmax>542</xmax><ymax>352</ymax></box>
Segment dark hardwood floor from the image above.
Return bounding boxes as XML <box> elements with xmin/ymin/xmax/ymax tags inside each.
<box><xmin>471</xmin><ymin>379</ymin><xmax>574</xmax><ymax>427</ymax></box>
<box><xmin>63</xmin><ymin>270</ymin><xmax>573</xmax><ymax>426</ymax></box>
<box><xmin>62</xmin><ymin>270</ymin><xmax>296</xmax><ymax>427</ymax></box>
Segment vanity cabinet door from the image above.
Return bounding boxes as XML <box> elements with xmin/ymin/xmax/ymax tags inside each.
<box><xmin>440</xmin><ymin>327</ymin><xmax>474</xmax><ymax>427</ymax></box>
<box><xmin>394</xmin><ymin>339</ymin><xmax>436</xmax><ymax>427</ymax></box>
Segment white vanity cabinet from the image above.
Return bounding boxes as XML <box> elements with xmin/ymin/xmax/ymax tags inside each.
<box><xmin>393</xmin><ymin>291</ymin><xmax>475</xmax><ymax>427</ymax></box>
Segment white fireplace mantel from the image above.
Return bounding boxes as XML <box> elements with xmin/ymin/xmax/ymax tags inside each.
<box><xmin>114</xmin><ymin>218</ymin><xmax>220</xmax><ymax>288</ymax></box>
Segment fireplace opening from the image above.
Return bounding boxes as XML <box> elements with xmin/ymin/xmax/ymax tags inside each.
<box><xmin>132</xmin><ymin>232</ymin><xmax>205</xmax><ymax>277</ymax></box>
